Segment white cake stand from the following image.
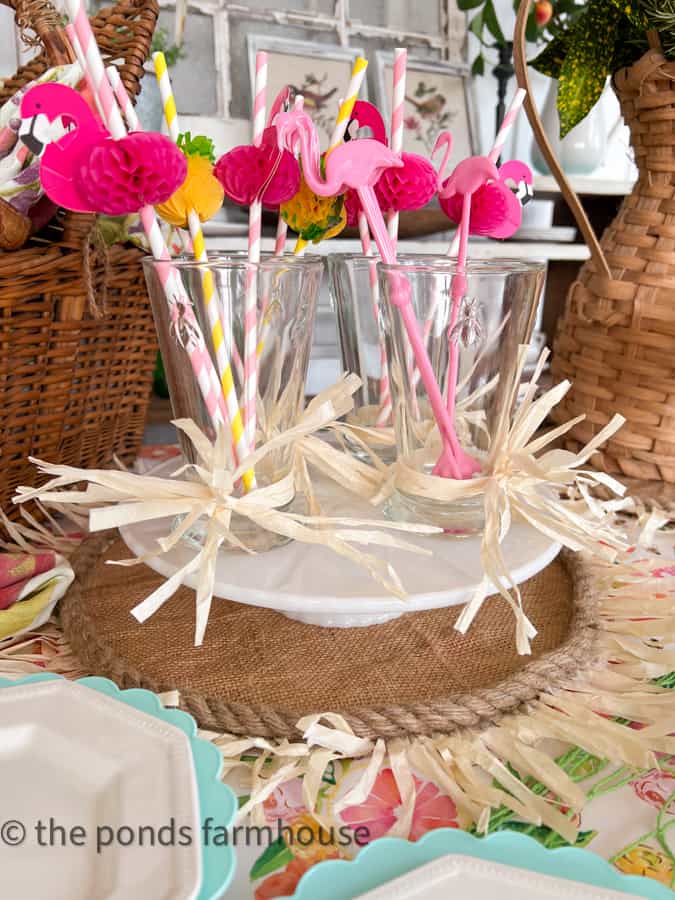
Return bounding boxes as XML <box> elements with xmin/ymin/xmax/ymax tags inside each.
<box><xmin>119</xmin><ymin>467</ymin><xmax>561</xmax><ymax>628</ymax></box>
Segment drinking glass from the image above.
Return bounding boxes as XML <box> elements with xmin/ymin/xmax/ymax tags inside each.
<box><xmin>143</xmin><ymin>252</ymin><xmax>323</xmax><ymax>550</ymax></box>
<box><xmin>327</xmin><ymin>253</ymin><xmax>396</xmax><ymax>463</ymax></box>
<box><xmin>378</xmin><ymin>256</ymin><xmax>546</xmax><ymax>534</ymax></box>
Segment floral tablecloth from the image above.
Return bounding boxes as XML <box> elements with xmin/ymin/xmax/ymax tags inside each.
<box><xmin>224</xmin><ymin>740</ymin><xmax>675</xmax><ymax>899</ymax></box>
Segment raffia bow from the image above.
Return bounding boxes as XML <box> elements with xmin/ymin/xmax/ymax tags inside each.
<box><xmin>382</xmin><ymin>349</ymin><xmax>630</xmax><ymax>654</ymax></box>
<box><xmin>14</xmin><ymin>375</ymin><xmax>441</xmax><ymax>645</ymax></box>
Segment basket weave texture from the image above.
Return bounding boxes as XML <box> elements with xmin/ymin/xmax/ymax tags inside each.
<box><xmin>550</xmin><ymin>51</ymin><xmax>675</xmax><ymax>483</ymax></box>
<box><xmin>0</xmin><ymin>0</ymin><xmax>159</xmax><ymax>519</ymax></box>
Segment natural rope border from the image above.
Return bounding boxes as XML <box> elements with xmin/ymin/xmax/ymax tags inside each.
<box><xmin>59</xmin><ymin>534</ymin><xmax>599</xmax><ymax>740</ymax></box>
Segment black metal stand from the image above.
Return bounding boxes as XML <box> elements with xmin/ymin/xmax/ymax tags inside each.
<box><xmin>493</xmin><ymin>41</ymin><xmax>515</xmax><ymax>138</ymax></box>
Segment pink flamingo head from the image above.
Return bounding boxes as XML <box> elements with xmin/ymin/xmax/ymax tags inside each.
<box><xmin>497</xmin><ymin>159</ymin><xmax>534</xmax><ymax>207</ymax></box>
<box><xmin>275</xmin><ymin>108</ymin><xmax>402</xmax><ymax>197</ymax></box>
<box><xmin>498</xmin><ymin>159</ymin><xmax>533</xmax><ymax>187</ymax></box>
<box><xmin>439</xmin><ymin>155</ymin><xmax>500</xmax><ymax>200</ymax></box>
<box><xmin>349</xmin><ymin>101</ymin><xmax>388</xmax><ymax>145</ymax></box>
<box><xmin>20</xmin><ymin>83</ymin><xmax>103</xmax><ymax>156</ymax></box>
<box><xmin>267</xmin><ymin>85</ymin><xmax>292</xmax><ymax>126</ymax></box>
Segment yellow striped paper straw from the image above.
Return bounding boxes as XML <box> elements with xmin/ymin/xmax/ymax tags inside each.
<box><xmin>328</xmin><ymin>57</ymin><xmax>368</xmax><ymax>152</ymax></box>
<box><xmin>153</xmin><ymin>52</ymin><xmax>256</xmax><ymax>491</ymax></box>
<box><xmin>293</xmin><ymin>57</ymin><xmax>368</xmax><ymax>255</ymax></box>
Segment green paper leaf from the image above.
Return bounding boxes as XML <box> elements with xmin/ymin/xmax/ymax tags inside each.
<box><xmin>457</xmin><ymin>0</ymin><xmax>485</xmax><ymax>10</ymax></box>
<box><xmin>472</xmin><ymin>53</ymin><xmax>486</xmax><ymax>76</ymax></box>
<box><xmin>557</xmin><ymin>1</ymin><xmax>620</xmax><ymax>138</ymax></box>
<box><xmin>177</xmin><ymin>131</ymin><xmax>216</xmax><ymax>162</ymax></box>
<box><xmin>249</xmin><ymin>837</ymin><xmax>293</xmax><ymax>881</ymax></box>
<box><xmin>483</xmin><ymin>0</ymin><xmax>506</xmax><ymax>44</ymax></box>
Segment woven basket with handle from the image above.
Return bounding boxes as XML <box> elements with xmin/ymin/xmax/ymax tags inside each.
<box><xmin>0</xmin><ymin>0</ymin><xmax>160</xmax><ymax>522</ymax></box>
<box><xmin>515</xmin><ymin>4</ymin><xmax>675</xmax><ymax>486</ymax></box>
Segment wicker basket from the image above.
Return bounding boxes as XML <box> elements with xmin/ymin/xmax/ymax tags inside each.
<box><xmin>515</xmin><ymin>6</ymin><xmax>675</xmax><ymax>486</ymax></box>
<box><xmin>0</xmin><ymin>0</ymin><xmax>160</xmax><ymax>521</ymax></box>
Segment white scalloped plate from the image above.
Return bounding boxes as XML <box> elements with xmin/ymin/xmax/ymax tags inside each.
<box><xmin>0</xmin><ymin>679</ymin><xmax>201</xmax><ymax>900</ymax></box>
<box><xmin>119</xmin><ymin>465</ymin><xmax>560</xmax><ymax>627</ymax></box>
<box><xmin>358</xmin><ymin>855</ymin><xmax>632</xmax><ymax>899</ymax></box>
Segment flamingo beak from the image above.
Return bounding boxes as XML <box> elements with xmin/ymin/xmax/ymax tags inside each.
<box><xmin>18</xmin><ymin>115</ymin><xmax>46</xmax><ymax>156</ymax></box>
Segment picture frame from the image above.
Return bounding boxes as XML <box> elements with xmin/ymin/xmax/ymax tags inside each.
<box><xmin>247</xmin><ymin>35</ymin><xmax>367</xmax><ymax>148</ymax></box>
<box><xmin>374</xmin><ymin>52</ymin><xmax>477</xmax><ymax>168</ymax></box>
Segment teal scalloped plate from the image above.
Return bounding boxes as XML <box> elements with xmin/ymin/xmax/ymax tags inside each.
<box><xmin>0</xmin><ymin>673</ymin><xmax>236</xmax><ymax>900</ymax></box>
<box><xmin>290</xmin><ymin>828</ymin><xmax>674</xmax><ymax>899</ymax></box>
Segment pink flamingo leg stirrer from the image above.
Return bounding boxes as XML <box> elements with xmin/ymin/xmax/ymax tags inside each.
<box><xmin>275</xmin><ymin>108</ymin><xmax>472</xmax><ymax>480</ymax></box>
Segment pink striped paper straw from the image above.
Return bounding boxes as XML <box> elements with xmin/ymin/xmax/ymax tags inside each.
<box><xmin>65</xmin><ymin>23</ymin><xmax>106</xmax><ymax>123</ymax></box>
<box><xmin>242</xmin><ymin>51</ymin><xmax>268</xmax><ymax>451</ymax></box>
<box><xmin>387</xmin><ymin>48</ymin><xmax>407</xmax><ymax>247</ymax></box>
<box><xmin>106</xmin><ymin>64</ymin><xmax>139</xmax><ymax>131</ymax></box>
<box><xmin>489</xmin><ymin>88</ymin><xmax>526</xmax><ymax>163</ymax></box>
<box><xmin>64</xmin><ymin>0</ymin><xmax>230</xmax><ymax>436</ymax></box>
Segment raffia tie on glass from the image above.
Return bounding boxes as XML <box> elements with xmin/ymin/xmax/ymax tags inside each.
<box><xmin>375</xmin><ymin>347</ymin><xmax>631</xmax><ymax>654</ymax></box>
<box><xmin>13</xmin><ymin>376</ymin><xmax>441</xmax><ymax>647</ymax></box>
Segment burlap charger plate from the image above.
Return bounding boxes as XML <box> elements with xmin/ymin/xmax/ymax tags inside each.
<box><xmin>60</xmin><ymin>535</ymin><xmax>597</xmax><ymax>740</ymax></box>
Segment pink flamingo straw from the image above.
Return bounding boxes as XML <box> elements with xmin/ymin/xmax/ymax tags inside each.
<box><xmin>447</xmin><ymin>88</ymin><xmax>525</xmax><ymax>258</ymax></box>
<box><xmin>64</xmin><ymin>0</ymin><xmax>232</xmax><ymax>446</ymax></box>
<box><xmin>411</xmin><ymin>89</ymin><xmax>527</xmax><ymax>392</ymax></box>
<box><xmin>275</xmin><ymin>109</ymin><xmax>470</xmax><ymax>479</ymax></box>
<box><xmin>433</xmin><ymin>89</ymin><xmax>528</xmax><ymax>478</ymax></box>
<box><xmin>293</xmin><ymin>57</ymin><xmax>369</xmax><ymax>256</ymax></box>
<box><xmin>434</xmin><ymin>156</ymin><xmax>501</xmax><ymax>478</ymax></box>
<box><xmin>243</xmin><ymin>51</ymin><xmax>268</xmax><ymax>452</ymax></box>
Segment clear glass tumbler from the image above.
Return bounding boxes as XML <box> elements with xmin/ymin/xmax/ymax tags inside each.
<box><xmin>143</xmin><ymin>252</ymin><xmax>323</xmax><ymax>550</ymax></box>
<box><xmin>378</xmin><ymin>257</ymin><xmax>546</xmax><ymax>534</ymax></box>
<box><xmin>327</xmin><ymin>253</ymin><xmax>396</xmax><ymax>463</ymax></box>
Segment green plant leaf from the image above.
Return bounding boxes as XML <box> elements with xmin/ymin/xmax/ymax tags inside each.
<box><xmin>249</xmin><ymin>837</ymin><xmax>293</xmax><ymax>881</ymax></box>
<box><xmin>607</xmin><ymin>0</ymin><xmax>648</xmax><ymax>28</ymax></box>
<box><xmin>472</xmin><ymin>53</ymin><xmax>486</xmax><ymax>76</ymax></box>
<box><xmin>526</xmin><ymin>10</ymin><xmax>539</xmax><ymax>42</ymax></box>
<box><xmin>530</xmin><ymin>33</ymin><xmax>569</xmax><ymax>78</ymax></box>
<box><xmin>483</xmin><ymin>0</ymin><xmax>506</xmax><ymax>44</ymax></box>
<box><xmin>468</xmin><ymin>10</ymin><xmax>485</xmax><ymax>40</ymax></box>
<box><xmin>457</xmin><ymin>0</ymin><xmax>485</xmax><ymax>10</ymax></box>
<box><xmin>557</xmin><ymin>1</ymin><xmax>620</xmax><ymax>137</ymax></box>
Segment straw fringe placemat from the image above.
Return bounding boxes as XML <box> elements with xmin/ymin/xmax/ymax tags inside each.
<box><xmin>56</xmin><ymin>535</ymin><xmax>598</xmax><ymax>740</ymax></box>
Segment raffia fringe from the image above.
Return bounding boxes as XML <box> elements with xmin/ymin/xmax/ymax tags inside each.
<box><xmin>1</xmin><ymin>550</ymin><xmax>673</xmax><ymax>843</ymax></box>
<box><xmin>206</xmin><ymin>551</ymin><xmax>675</xmax><ymax>841</ymax></box>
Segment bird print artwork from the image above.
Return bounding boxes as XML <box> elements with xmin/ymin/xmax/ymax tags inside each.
<box><xmin>403</xmin><ymin>79</ymin><xmax>456</xmax><ymax>155</ymax></box>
